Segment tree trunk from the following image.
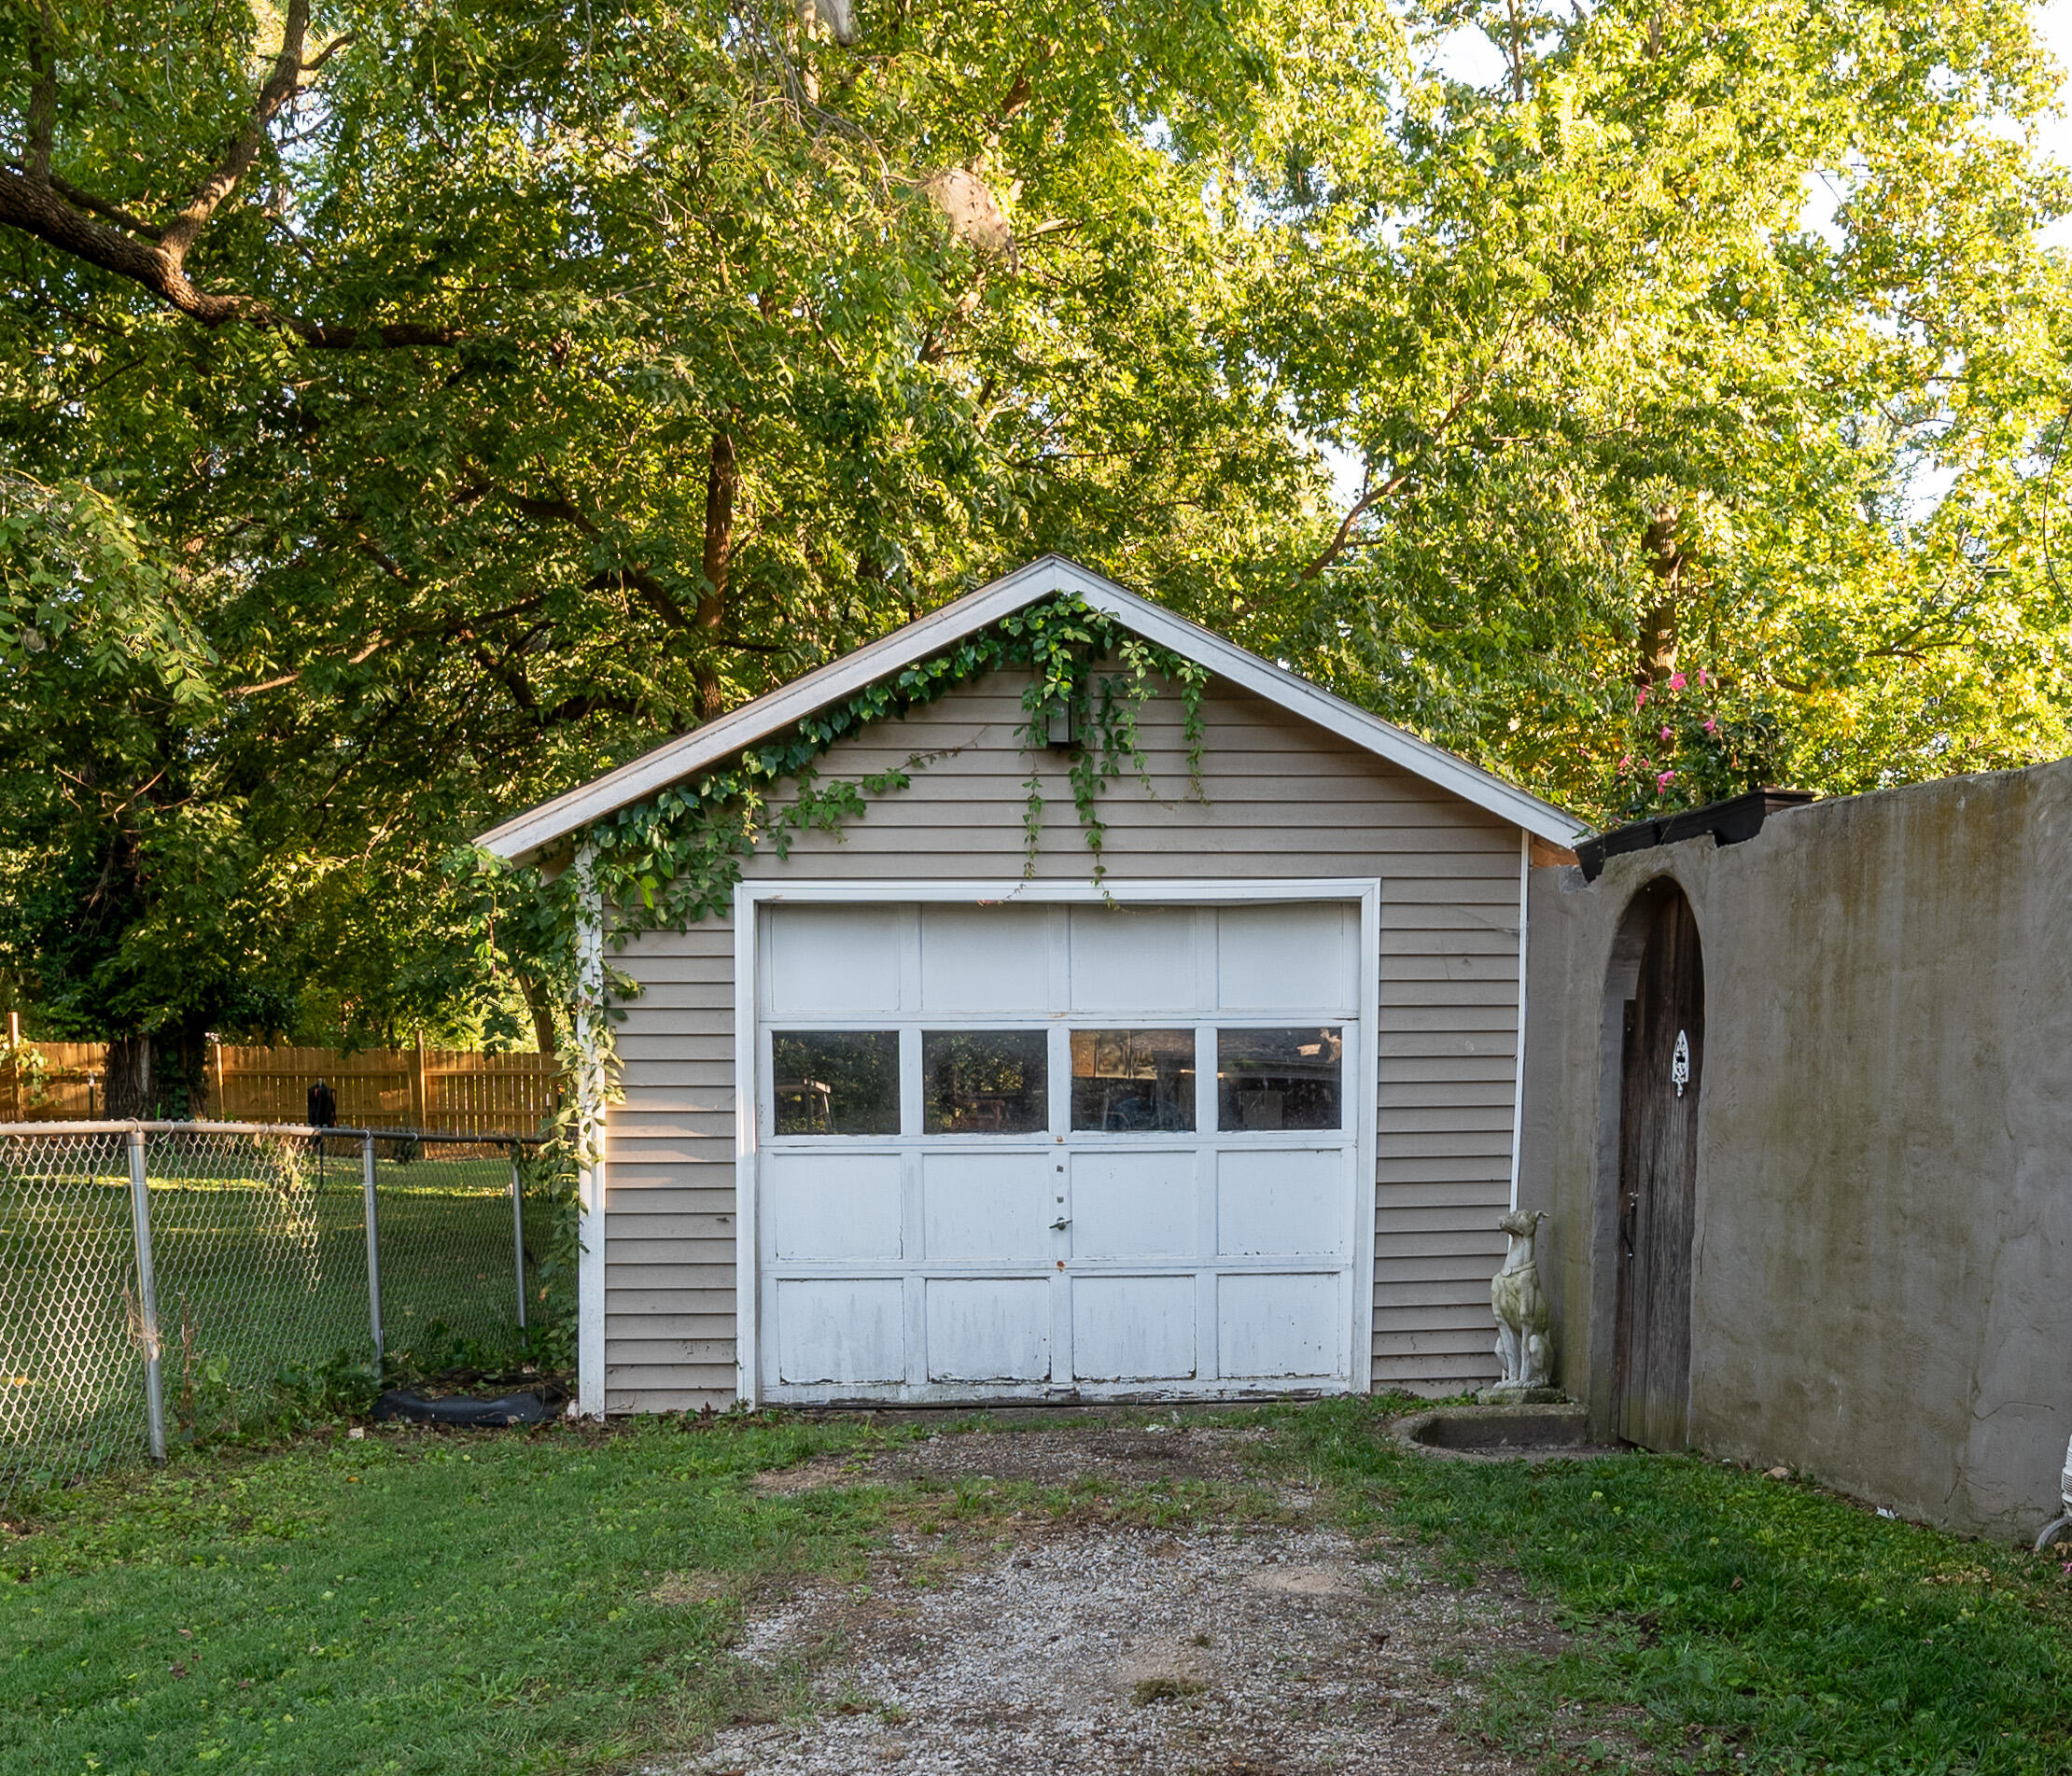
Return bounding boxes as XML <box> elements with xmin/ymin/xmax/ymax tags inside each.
<box><xmin>103</xmin><ymin>1026</ymin><xmax>210</xmax><ymax>1119</ymax></box>
<box><xmin>165</xmin><ymin>1024</ymin><xmax>208</xmax><ymax>1119</ymax></box>
<box><xmin>519</xmin><ymin>971</ymin><xmax>559</xmax><ymax>1056</ymax></box>
<box><xmin>103</xmin><ymin>1034</ymin><xmax>153</xmax><ymax>1120</ymax></box>
<box><xmin>695</xmin><ymin>427</ymin><xmax>737</xmax><ymax>723</ymax></box>
<box><xmin>1638</xmin><ymin>506</ymin><xmax>1686</xmax><ymax>686</ymax></box>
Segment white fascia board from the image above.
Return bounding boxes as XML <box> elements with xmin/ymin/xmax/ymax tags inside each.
<box><xmin>477</xmin><ymin>552</ymin><xmax>1592</xmax><ymax>860</ymax></box>
<box><xmin>735</xmin><ymin>875</ymin><xmax>1381</xmax><ymax>906</ymax></box>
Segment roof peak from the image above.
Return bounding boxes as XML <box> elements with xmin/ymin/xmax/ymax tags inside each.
<box><xmin>477</xmin><ymin>554</ymin><xmax>1590</xmax><ymax>861</ymax></box>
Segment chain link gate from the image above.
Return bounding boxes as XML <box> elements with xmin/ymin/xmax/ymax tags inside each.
<box><xmin>0</xmin><ymin>1123</ymin><xmax>542</xmax><ymax>1501</ymax></box>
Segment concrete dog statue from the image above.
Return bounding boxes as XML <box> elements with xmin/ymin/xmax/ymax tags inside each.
<box><xmin>1482</xmin><ymin>1209</ymin><xmax>1556</xmax><ymax>1403</ymax></box>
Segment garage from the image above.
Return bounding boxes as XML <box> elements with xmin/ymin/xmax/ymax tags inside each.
<box><xmin>743</xmin><ymin>891</ymin><xmax>1376</xmax><ymax>1403</ymax></box>
<box><xmin>477</xmin><ymin>555</ymin><xmax>1589</xmax><ymax>1417</ymax></box>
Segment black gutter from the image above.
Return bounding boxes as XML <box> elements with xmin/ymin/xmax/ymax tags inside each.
<box><xmin>1574</xmin><ymin>788</ymin><xmax>1818</xmax><ymax>883</ymax></box>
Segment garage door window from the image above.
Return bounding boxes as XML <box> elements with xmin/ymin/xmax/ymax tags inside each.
<box><xmin>770</xmin><ymin>1030</ymin><xmax>901</xmax><ymax>1135</ymax></box>
<box><xmin>1070</xmin><ymin>1028</ymin><xmax>1195</xmax><ymax>1132</ymax></box>
<box><xmin>1216</xmin><ymin>1026</ymin><xmax>1344</xmax><ymax>1132</ymax></box>
<box><xmin>922</xmin><ymin>1029</ymin><xmax>1048</xmax><ymax>1134</ymax></box>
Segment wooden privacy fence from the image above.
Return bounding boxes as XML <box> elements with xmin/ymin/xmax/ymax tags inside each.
<box><xmin>1</xmin><ymin>1039</ymin><xmax>560</xmax><ymax>1137</ymax></box>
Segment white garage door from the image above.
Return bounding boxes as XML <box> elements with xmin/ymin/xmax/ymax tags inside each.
<box><xmin>750</xmin><ymin>899</ymin><xmax>1366</xmax><ymax>1403</ymax></box>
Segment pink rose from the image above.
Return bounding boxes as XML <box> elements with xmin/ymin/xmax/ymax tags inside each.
<box><xmin>1704</xmin><ymin>718</ymin><xmax>1718</xmax><ymax>734</ymax></box>
<box><xmin>1635</xmin><ymin>687</ymin><xmax>1648</xmax><ymax>708</ymax></box>
<box><xmin>1660</xmin><ymin>725</ymin><xmax>1673</xmax><ymax>741</ymax></box>
<box><xmin>1657</xmin><ymin>770</ymin><xmax>1675</xmax><ymax>790</ymax></box>
<box><xmin>1699</xmin><ymin>668</ymin><xmax>1711</xmax><ymax>685</ymax></box>
<box><xmin>1617</xmin><ymin>755</ymin><xmax>1631</xmax><ymax>771</ymax></box>
<box><xmin>1668</xmin><ymin>672</ymin><xmax>1687</xmax><ymax>692</ymax></box>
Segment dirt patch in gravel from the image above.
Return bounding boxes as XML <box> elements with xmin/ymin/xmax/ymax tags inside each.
<box><xmin>665</xmin><ymin>1420</ymin><xmax>1545</xmax><ymax>1775</ymax></box>
<box><xmin>751</xmin><ymin>1421</ymin><xmax>1269</xmax><ymax>1495</ymax></box>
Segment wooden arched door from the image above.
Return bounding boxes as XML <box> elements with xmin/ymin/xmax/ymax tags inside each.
<box><xmin>1613</xmin><ymin>887</ymin><xmax>1703</xmax><ymax>1449</ymax></box>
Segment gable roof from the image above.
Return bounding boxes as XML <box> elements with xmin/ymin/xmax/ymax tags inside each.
<box><xmin>478</xmin><ymin>554</ymin><xmax>1592</xmax><ymax>861</ymax></box>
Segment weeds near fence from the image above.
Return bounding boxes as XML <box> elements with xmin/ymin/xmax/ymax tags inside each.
<box><xmin>514</xmin><ymin>1134</ymin><xmax>581</xmax><ymax>1373</ymax></box>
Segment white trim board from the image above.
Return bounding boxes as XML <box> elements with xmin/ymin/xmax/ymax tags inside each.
<box><xmin>573</xmin><ymin>852</ymin><xmax>609</xmax><ymax>1419</ymax></box>
<box><xmin>729</xmin><ymin>876</ymin><xmax>1384</xmax><ymax>1407</ymax></box>
<box><xmin>479</xmin><ymin>555</ymin><xmax>1592</xmax><ymax>863</ymax></box>
<box><xmin>1509</xmin><ymin>828</ymin><xmax>1530</xmax><ymax>1212</ymax></box>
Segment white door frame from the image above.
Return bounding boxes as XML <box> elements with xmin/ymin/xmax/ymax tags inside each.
<box><xmin>732</xmin><ymin>876</ymin><xmax>1383</xmax><ymax>1405</ymax></box>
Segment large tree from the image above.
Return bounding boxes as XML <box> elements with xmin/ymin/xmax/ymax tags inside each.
<box><xmin>0</xmin><ymin>0</ymin><xmax>1346</xmax><ymax>1098</ymax></box>
<box><xmin>1232</xmin><ymin>0</ymin><xmax>2072</xmax><ymax>817</ymax></box>
<box><xmin>5</xmin><ymin>0</ymin><xmax>2070</xmax><ymax>1093</ymax></box>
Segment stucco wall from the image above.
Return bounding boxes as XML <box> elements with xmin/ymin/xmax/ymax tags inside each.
<box><xmin>1521</xmin><ymin>761</ymin><xmax>2072</xmax><ymax>1540</ymax></box>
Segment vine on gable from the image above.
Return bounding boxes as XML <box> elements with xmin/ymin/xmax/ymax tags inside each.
<box><xmin>459</xmin><ymin>591</ymin><xmax>1211</xmax><ymax>1136</ymax></box>
<box><xmin>458</xmin><ymin>593</ymin><xmax>1211</xmax><ymax>1352</ymax></box>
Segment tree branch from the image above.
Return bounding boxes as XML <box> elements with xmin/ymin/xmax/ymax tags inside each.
<box><xmin>0</xmin><ymin>5</ymin><xmax>463</xmax><ymax>349</ymax></box>
<box><xmin>471</xmin><ymin>642</ymin><xmax>537</xmax><ymax>710</ymax></box>
<box><xmin>1300</xmin><ymin>469</ymin><xmax>1409</xmax><ymax>580</ymax></box>
<box><xmin>300</xmin><ymin>31</ymin><xmax>357</xmax><ymax>74</ymax></box>
<box><xmin>158</xmin><ymin>0</ymin><xmax>311</xmax><ymax>265</ymax></box>
<box><xmin>540</xmin><ymin>692</ymin><xmax>648</xmax><ymax>725</ymax></box>
<box><xmin>478</xmin><ymin>481</ymin><xmax>702</xmax><ymax>634</ymax></box>
<box><xmin>695</xmin><ymin>427</ymin><xmax>738</xmax><ymax>722</ymax></box>
<box><xmin>1299</xmin><ymin>378</ymin><xmax>1489</xmax><ymax>580</ymax></box>
<box><xmin>0</xmin><ymin>166</ymin><xmax>467</xmax><ymax>344</ymax></box>
<box><xmin>233</xmin><ymin>632</ymin><xmax>386</xmax><ymax>695</ymax></box>
<box><xmin>603</xmin><ymin>566</ymin><xmax>698</xmax><ymax>634</ymax></box>
<box><xmin>25</xmin><ymin>3</ymin><xmax>56</xmax><ymax>185</ymax></box>
<box><xmin>469</xmin><ymin>633</ymin><xmax>648</xmax><ymax>727</ymax></box>
<box><xmin>46</xmin><ymin>173</ymin><xmax>162</xmax><ymax>239</ymax></box>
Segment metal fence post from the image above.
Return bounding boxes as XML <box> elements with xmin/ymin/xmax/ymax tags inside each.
<box><xmin>361</xmin><ymin>1132</ymin><xmax>385</xmax><ymax>1366</ymax></box>
<box><xmin>509</xmin><ymin>1144</ymin><xmax>528</xmax><ymax>1331</ymax></box>
<box><xmin>125</xmin><ymin>1126</ymin><xmax>167</xmax><ymax>1461</ymax></box>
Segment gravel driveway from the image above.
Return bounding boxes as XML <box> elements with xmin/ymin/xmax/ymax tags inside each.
<box><xmin>663</xmin><ymin>1418</ymin><xmax>1537</xmax><ymax>1776</ymax></box>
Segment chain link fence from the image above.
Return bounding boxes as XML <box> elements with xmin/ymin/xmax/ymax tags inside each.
<box><xmin>0</xmin><ymin>1122</ymin><xmax>546</xmax><ymax>1501</ymax></box>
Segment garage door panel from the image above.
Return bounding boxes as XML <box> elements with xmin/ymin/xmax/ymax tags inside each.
<box><xmin>919</xmin><ymin>905</ymin><xmax>1050</xmax><ymax>1011</ymax></box>
<box><xmin>776</xmin><ymin>1279</ymin><xmax>905</xmax><ymax>1384</ymax></box>
<box><xmin>1216</xmin><ymin>1149</ymin><xmax>1348</xmax><ymax>1257</ymax></box>
<box><xmin>1072</xmin><ymin>1275</ymin><xmax>1197</xmax><ymax>1379</ymax></box>
<box><xmin>921</xmin><ymin>1152</ymin><xmax>1052</xmax><ymax>1261</ymax></box>
<box><xmin>1068</xmin><ymin>906</ymin><xmax>1198</xmax><ymax>1011</ymax></box>
<box><xmin>1072</xmin><ymin>1150</ymin><xmax>1196</xmax><ymax>1259</ymax></box>
<box><xmin>765</xmin><ymin>1152</ymin><xmax>903</xmax><ymax>1261</ymax></box>
<box><xmin>757</xmin><ymin>893</ymin><xmax>1365</xmax><ymax>1404</ymax></box>
<box><xmin>926</xmin><ymin>1278</ymin><xmax>1051</xmax><ymax>1381</ymax></box>
<box><xmin>1219</xmin><ymin>1272</ymin><xmax>1338</xmax><ymax>1377</ymax></box>
<box><xmin>1215</xmin><ymin>904</ymin><xmax>1355</xmax><ymax>1012</ymax></box>
<box><xmin>767</xmin><ymin>906</ymin><xmax>904</xmax><ymax>1013</ymax></box>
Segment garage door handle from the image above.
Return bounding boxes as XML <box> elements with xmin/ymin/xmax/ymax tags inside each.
<box><xmin>1050</xmin><ymin>1217</ymin><xmax>1072</xmax><ymax>1231</ymax></box>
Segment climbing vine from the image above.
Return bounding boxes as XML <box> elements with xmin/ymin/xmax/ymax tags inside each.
<box><xmin>457</xmin><ymin>592</ymin><xmax>1210</xmax><ymax>1128</ymax></box>
<box><xmin>456</xmin><ymin>592</ymin><xmax>1210</xmax><ymax>1354</ymax></box>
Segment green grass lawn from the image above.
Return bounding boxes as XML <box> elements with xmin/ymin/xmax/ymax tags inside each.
<box><xmin>1</xmin><ymin>1400</ymin><xmax>2067</xmax><ymax>1775</ymax></box>
<box><xmin>2</xmin><ymin>1415</ymin><xmax>904</xmax><ymax>1776</ymax></box>
<box><xmin>1287</xmin><ymin>1399</ymin><xmax>2072</xmax><ymax>1774</ymax></box>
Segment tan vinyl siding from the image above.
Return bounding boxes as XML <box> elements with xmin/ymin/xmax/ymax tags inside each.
<box><xmin>601</xmin><ymin>666</ymin><xmax>1519</xmax><ymax>1411</ymax></box>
